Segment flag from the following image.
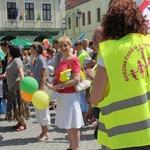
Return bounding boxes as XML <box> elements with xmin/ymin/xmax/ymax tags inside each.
<box><xmin>72</xmin><ymin>32</ymin><xmax>86</xmax><ymax>47</ymax></box>
<box><xmin>139</xmin><ymin>0</ymin><xmax>150</xmax><ymax>11</ymax></box>
<box><xmin>15</xmin><ymin>8</ymin><xmax>19</xmax><ymax>18</ymax></box>
<box><xmin>139</xmin><ymin>0</ymin><xmax>150</xmax><ymax>32</ymax></box>
<box><xmin>24</xmin><ymin>11</ymin><xmax>27</xmax><ymax>16</ymax></box>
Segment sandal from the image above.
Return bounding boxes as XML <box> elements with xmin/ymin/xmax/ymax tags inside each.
<box><xmin>36</xmin><ymin>133</ymin><xmax>42</xmax><ymax>140</ymax></box>
<box><xmin>12</xmin><ymin>123</ymin><xmax>20</xmax><ymax>129</ymax></box>
<box><xmin>16</xmin><ymin>125</ymin><xmax>27</xmax><ymax>132</ymax></box>
<box><xmin>37</xmin><ymin>134</ymin><xmax>49</xmax><ymax>142</ymax></box>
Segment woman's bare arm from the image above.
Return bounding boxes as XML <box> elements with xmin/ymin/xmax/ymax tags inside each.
<box><xmin>90</xmin><ymin>65</ymin><xmax>108</xmax><ymax>106</ymax></box>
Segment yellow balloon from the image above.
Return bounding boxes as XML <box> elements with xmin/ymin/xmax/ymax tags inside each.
<box><xmin>32</xmin><ymin>90</ymin><xmax>50</xmax><ymax>110</ymax></box>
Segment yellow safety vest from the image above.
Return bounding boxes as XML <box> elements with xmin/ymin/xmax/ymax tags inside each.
<box><xmin>97</xmin><ymin>33</ymin><xmax>150</xmax><ymax>149</ymax></box>
<box><xmin>77</xmin><ymin>51</ymin><xmax>90</xmax><ymax>69</ymax></box>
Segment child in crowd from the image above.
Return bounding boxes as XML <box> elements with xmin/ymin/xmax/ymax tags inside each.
<box><xmin>0</xmin><ymin>79</ymin><xmax>6</xmax><ymax>115</ymax></box>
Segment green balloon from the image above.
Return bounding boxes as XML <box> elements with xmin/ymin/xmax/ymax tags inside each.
<box><xmin>20</xmin><ymin>77</ymin><xmax>38</xmax><ymax>94</ymax></box>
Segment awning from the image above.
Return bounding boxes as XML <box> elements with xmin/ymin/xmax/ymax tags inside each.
<box><xmin>10</xmin><ymin>37</ymin><xmax>32</xmax><ymax>49</ymax></box>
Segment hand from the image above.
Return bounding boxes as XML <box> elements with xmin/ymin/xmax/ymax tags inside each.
<box><xmin>86</xmin><ymin>60</ymin><xmax>96</xmax><ymax>69</ymax></box>
<box><xmin>53</xmin><ymin>84</ymin><xmax>64</xmax><ymax>91</ymax></box>
<box><xmin>0</xmin><ymin>74</ymin><xmax>6</xmax><ymax>80</ymax></box>
<box><xmin>85</xmin><ymin>69</ymin><xmax>95</xmax><ymax>80</ymax></box>
<box><xmin>39</xmin><ymin>86</ymin><xmax>44</xmax><ymax>90</ymax></box>
<box><xmin>46</xmin><ymin>83</ymin><xmax>54</xmax><ymax>89</ymax></box>
<box><xmin>84</xmin><ymin>105</ymin><xmax>96</xmax><ymax>124</ymax></box>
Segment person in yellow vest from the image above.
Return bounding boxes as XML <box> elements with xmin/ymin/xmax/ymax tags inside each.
<box><xmin>90</xmin><ymin>0</ymin><xmax>150</xmax><ymax>149</ymax></box>
<box><xmin>75</xmin><ymin>39</ymin><xmax>91</xmax><ymax>70</ymax></box>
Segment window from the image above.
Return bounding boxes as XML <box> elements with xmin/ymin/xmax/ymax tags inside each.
<box><xmin>87</xmin><ymin>11</ymin><xmax>91</xmax><ymax>25</ymax></box>
<box><xmin>68</xmin><ymin>17</ymin><xmax>71</xmax><ymax>29</ymax></box>
<box><xmin>42</xmin><ymin>4</ymin><xmax>51</xmax><ymax>20</ymax></box>
<box><xmin>76</xmin><ymin>17</ymin><xmax>78</xmax><ymax>27</ymax></box>
<box><xmin>7</xmin><ymin>2</ymin><xmax>17</xmax><ymax>20</ymax></box>
<box><xmin>25</xmin><ymin>3</ymin><xmax>34</xmax><ymax>20</ymax></box>
<box><xmin>82</xmin><ymin>12</ymin><xmax>85</xmax><ymax>26</ymax></box>
<box><xmin>97</xmin><ymin>8</ymin><xmax>101</xmax><ymax>22</ymax></box>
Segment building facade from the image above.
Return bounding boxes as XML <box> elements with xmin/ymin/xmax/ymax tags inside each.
<box><xmin>0</xmin><ymin>0</ymin><xmax>66</xmax><ymax>42</ymax></box>
<box><xmin>65</xmin><ymin>0</ymin><xmax>145</xmax><ymax>40</ymax></box>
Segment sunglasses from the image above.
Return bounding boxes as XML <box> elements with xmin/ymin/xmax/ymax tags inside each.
<box><xmin>74</xmin><ymin>43</ymin><xmax>82</xmax><ymax>46</ymax></box>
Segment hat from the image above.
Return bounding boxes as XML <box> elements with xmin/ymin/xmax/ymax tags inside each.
<box><xmin>18</xmin><ymin>45</ymin><xmax>24</xmax><ymax>50</ymax></box>
<box><xmin>47</xmin><ymin>66</ymin><xmax>54</xmax><ymax>75</ymax></box>
<box><xmin>0</xmin><ymin>40</ymin><xmax>12</xmax><ymax>46</ymax></box>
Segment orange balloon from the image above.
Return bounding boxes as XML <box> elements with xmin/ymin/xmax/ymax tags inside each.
<box><xmin>21</xmin><ymin>91</ymin><xmax>33</xmax><ymax>102</ymax></box>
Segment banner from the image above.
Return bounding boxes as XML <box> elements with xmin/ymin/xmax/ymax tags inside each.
<box><xmin>72</xmin><ymin>32</ymin><xmax>86</xmax><ymax>47</ymax></box>
<box><xmin>15</xmin><ymin>8</ymin><xmax>18</xmax><ymax>18</ymax></box>
<box><xmin>139</xmin><ymin>0</ymin><xmax>150</xmax><ymax>33</ymax></box>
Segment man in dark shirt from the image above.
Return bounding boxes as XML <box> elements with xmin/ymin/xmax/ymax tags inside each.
<box><xmin>0</xmin><ymin>41</ymin><xmax>12</xmax><ymax>101</ymax></box>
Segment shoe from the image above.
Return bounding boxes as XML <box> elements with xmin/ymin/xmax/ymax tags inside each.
<box><xmin>49</xmin><ymin>107</ymin><xmax>54</xmax><ymax>110</ymax></box>
<box><xmin>36</xmin><ymin>134</ymin><xmax>42</xmax><ymax>141</ymax></box>
<box><xmin>37</xmin><ymin>134</ymin><xmax>48</xmax><ymax>142</ymax></box>
<box><xmin>12</xmin><ymin>123</ymin><xmax>20</xmax><ymax>129</ymax></box>
<box><xmin>16</xmin><ymin>125</ymin><xmax>27</xmax><ymax>132</ymax></box>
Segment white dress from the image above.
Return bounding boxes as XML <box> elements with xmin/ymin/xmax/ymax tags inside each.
<box><xmin>55</xmin><ymin>92</ymin><xmax>84</xmax><ymax>129</ymax></box>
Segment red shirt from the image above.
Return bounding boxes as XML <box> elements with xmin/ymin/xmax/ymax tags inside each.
<box><xmin>55</xmin><ymin>56</ymin><xmax>80</xmax><ymax>93</ymax></box>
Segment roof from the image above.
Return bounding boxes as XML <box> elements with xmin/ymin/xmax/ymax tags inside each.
<box><xmin>66</xmin><ymin>0</ymin><xmax>90</xmax><ymax>10</ymax></box>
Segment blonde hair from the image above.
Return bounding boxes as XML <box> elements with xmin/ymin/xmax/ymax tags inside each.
<box><xmin>58</xmin><ymin>36</ymin><xmax>72</xmax><ymax>46</ymax></box>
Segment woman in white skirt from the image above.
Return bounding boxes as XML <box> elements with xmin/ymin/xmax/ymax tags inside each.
<box><xmin>47</xmin><ymin>36</ymin><xmax>84</xmax><ymax>150</ymax></box>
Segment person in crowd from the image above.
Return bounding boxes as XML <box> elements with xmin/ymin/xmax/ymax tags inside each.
<box><xmin>84</xmin><ymin>26</ymin><xmax>104</xmax><ymax>138</ymax></box>
<box><xmin>0</xmin><ymin>41</ymin><xmax>12</xmax><ymax>120</ymax></box>
<box><xmin>46</xmin><ymin>47</ymin><xmax>57</xmax><ymax>110</ymax></box>
<box><xmin>47</xmin><ymin>36</ymin><xmax>84</xmax><ymax>150</ymax></box>
<box><xmin>47</xmin><ymin>47</ymin><xmax>56</xmax><ymax>68</ymax></box>
<box><xmin>83</xmin><ymin>39</ymin><xmax>93</xmax><ymax>57</ymax></box>
<box><xmin>0</xmin><ymin>48</ymin><xmax>6</xmax><ymax>115</ymax></box>
<box><xmin>89</xmin><ymin>40</ymin><xmax>93</xmax><ymax>50</ymax></box>
<box><xmin>22</xmin><ymin>50</ymin><xmax>31</xmax><ymax>76</ymax></box>
<box><xmin>86</xmin><ymin>27</ymin><xmax>104</xmax><ymax>69</ymax></box>
<box><xmin>53</xmin><ymin>38</ymin><xmax>63</xmax><ymax>71</ymax></box>
<box><xmin>75</xmin><ymin>40</ymin><xmax>91</xmax><ymax>70</ymax></box>
<box><xmin>30</xmin><ymin>42</ymin><xmax>50</xmax><ymax>142</ymax></box>
<box><xmin>48</xmin><ymin>43</ymin><xmax>53</xmax><ymax>49</ymax></box>
<box><xmin>0</xmin><ymin>48</ymin><xmax>5</xmax><ymax>74</ymax></box>
<box><xmin>6</xmin><ymin>46</ymin><xmax>30</xmax><ymax>131</ymax></box>
<box><xmin>0</xmin><ymin>79</ymin><xmax>6</xmax><ymax>116</ymax></box>
<box><xmin>90</xmin><ymin>0</ymin><xmax>150</xmax><ymax>149</ymax></box>
<box><xmin>18</xmin><ymin>45</ymin><xmax>24</xmax><ymax>61</ymax></box>
<box><xmin>75</xmin><ymin>40</ymin><xmax>91</xmax><ymax>123</ymax></box>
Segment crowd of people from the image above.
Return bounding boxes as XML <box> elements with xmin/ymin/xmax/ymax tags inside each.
<box><xmin>1</xmin><ymin>0</ymin><xmax>150</xmax><ymax>149</ymax></box>
<box><xmin>0</xmin><ymin>30</ymin><xmax>98</xmax><ymax>148</ymax></box>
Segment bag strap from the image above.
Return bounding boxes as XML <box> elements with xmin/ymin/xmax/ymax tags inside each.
<box><xmin>92</xmin><ymin>64</ymin><xmax>97</xmax><ymax>71</ymax></box>
<box><xmin>69</xmin><ymin>58</ymin><xmax>84</xmax><ymax>81</ymax></box>
<box><xmin>69</xmin><ymin>59</ymin><xmax>72</xmax><ymax>69</ymax></box>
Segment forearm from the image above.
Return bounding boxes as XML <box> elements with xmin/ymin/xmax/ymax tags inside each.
<box><xmin>18</xmin><ymin>68</ymin><xmax>24</xmax><ymax>80</ymax></box>
<box><xmin>39</xmin><ymin>75</ymin><xmax>46</xmax><ymax>90</ymax></box>
<box><xmin>90</xmin><ymin>65</ymin><xmax>108</xmax><ymax>106</ymax></box>
<box><xmin>58</xmin><ymin>79</ymin><xmax>79</xmax><ymax>88</ymax></box>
